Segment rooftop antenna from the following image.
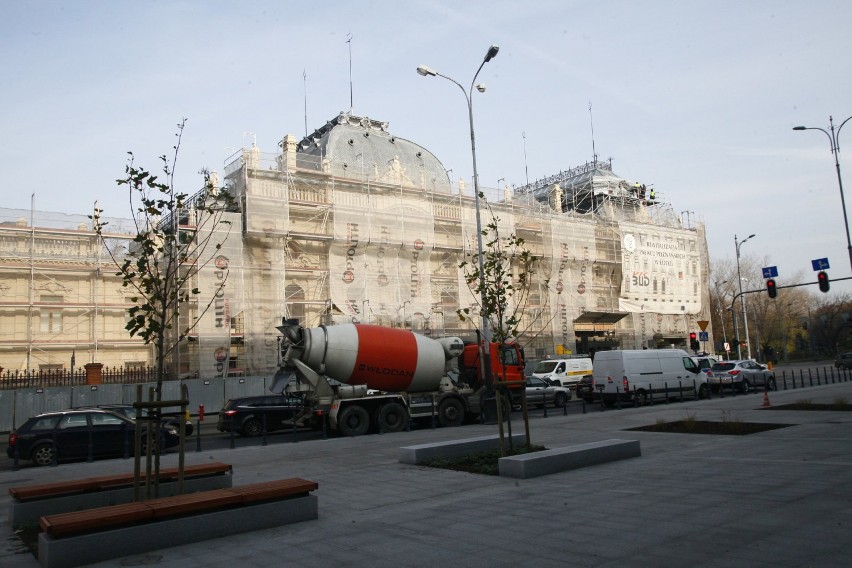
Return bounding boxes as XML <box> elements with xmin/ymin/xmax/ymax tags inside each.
<box><xmin>303</xmin><ymin>69</ymin><xmax>308</xmax><ymax>138</ymax></box>
<box><xmin>589</xmin><ymin>101</ymin><xmax>597</xmax><ymax>162</ymax></box>
<box><xmin>346</xmin><ymin>31</ymin><xmax>354</xmax><ymax>114</ymax></box>
<box><xmin>522</xmin><ymin>132</ymin><xmax>529</xmax><ymax>186</ymax></box>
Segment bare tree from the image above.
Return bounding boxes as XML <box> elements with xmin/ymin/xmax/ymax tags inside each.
<box><xmin>457</xmin><ymin>200</ymin><xmax>543</xmax><ymax>454</ymax></box>
<box><xmin>90</xmin><ymin>119</ymin><xmax>235</xmax><ymax>483</ymax></box>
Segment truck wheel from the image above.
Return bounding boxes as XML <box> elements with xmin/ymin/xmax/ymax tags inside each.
<box><xmin>740</xmin><ymin>380</ymin><xmax>751</xmax><ymax>394</ymax></box>
<box><xmin>554</xmin><ymin>392</ymin><xmax>569</xmax><ymax>408</ymax></box>
<box><xmin>768</xmin><ymin>377</ymin><xmax>777</xmax><ymax>391</ymax></box>
<box><xmin>338</xmin><ymin>405</ymin><xmax>370</xmax><ymax>437</ymax></box>
<box><xmin>437</xmin><ymin>398</ymin><xmax>464</xmax><ymax>427</ymax></box>
<box><xmin>376</xmin><ymin>403</ymin><xmax>408</xmax><ymax>433</ymax></box>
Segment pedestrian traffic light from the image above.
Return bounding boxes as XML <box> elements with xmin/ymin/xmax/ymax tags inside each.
<box><xmin>818</xmin><ymin>270</ymin><xmax>830</xmax><ymax>293</ymax></box>
<box><xmin>766</xmin><ymin>278</ymin><xmax>777</xmax><ymax>298</ymax></box>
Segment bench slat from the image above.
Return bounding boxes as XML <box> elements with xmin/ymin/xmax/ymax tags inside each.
<box><xmin>144</xmin><ymin>488</ymin><xmax>243</xmax><ymax>518</ymax></box>
<box><xmin>40</xmin><ymin>502</ymin><xmax>153</xmax><ymax>537</ymax></box>
<box><xmin>10</xmin><ymin>462</ymin><xmax>233</xmax><ymax>500</ymax></box>
<box><xmin>229</xmin><ymin>478</ymin><xmax>318</xmax><ymax>504</ymax></box>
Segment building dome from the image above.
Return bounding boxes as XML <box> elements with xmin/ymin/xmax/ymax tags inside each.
<box><xmin>296</xmin><ymin>112</ymin><xmax>451</xmax><ymax>193</ymax></box>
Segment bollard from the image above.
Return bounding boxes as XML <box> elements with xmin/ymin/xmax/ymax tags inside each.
<box><xmin>195</xmin><ymin>418</ymin><xmax>201</xmax><ymax>452</ymax></box>
<box><xmin>318</xmin><ymin>410</ymin><xmax>328</xmax><ymax>439</ymax></box>
<box><xmin>431</xmin><ymin>398</ymin><xmax>437</xmax><ymax>429</ymax></box>
<box><xmin>12</xmin><ymin>439</ymin><xmax>19</xmax><ymax>471</ymax></box>
<box><xmin>664</xmin><ymin>382</ymin><xmax>669</xmax><ymax>404</ymax></box>
<box><xmin>123</xmin><ymin>425</ymin><xmax>131</xmax><ymax>459</ymax></box>
<box><xmin>51</xmin><ymin>430</ymin><xmax>58</xmax><ymax>467</ymax></box>
<box><xmin>543</xmin><ymin>395</ymin><xmax>549</xmax><ymax>418</ymax></box>
<box><xmin>262</xmin><ymin>413</ymin><xmax>268</xmax><ymax>446</ymax></box>
<box><xmin>783</xmin><ymin>373</ymin><xmax>787</xmax><ymax>390</ymax></box>
<box><xmin>679</xmin><ymin>380</ymin><xmax>684</xmax><ymax>403</ymax></box>
<box><xmin>799</xmin><ymin>369</ymin><xmax>805</xmax><ymax>389</ymax></box>
<box><xmin>87</xmin><ymin>423</ymin><xmax>94</xmax><ymax>463</ymax></box>
<box><xmin>648</xmin><ymin>387</ymin><xmax>654</xmax><ymax>406</ymax></box>
<box><xmin>563</xmin><ymin>397</ymin><xmax>568</xmax><ymax>416</ymax></box>
<box><xmin>633</xmin><ymin>385</ymin><xmax>638</xmax><ymax>408</ymax></box>
<box><xmin>808</xmin><ymin>368</ymin><xmax>813</xmax><ymax>387</ymax></box>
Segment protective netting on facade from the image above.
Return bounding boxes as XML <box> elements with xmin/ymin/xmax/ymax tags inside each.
<box><xmin>0</xmin><ymin>114</ymin><xmax>715</xmax><ymax>377</ymax></box>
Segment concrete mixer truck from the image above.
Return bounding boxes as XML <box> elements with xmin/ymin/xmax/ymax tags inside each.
<box><xmin>271</xmin><ymin>319</ymin><xmax>526</xmax><ymax>436</ymax></box>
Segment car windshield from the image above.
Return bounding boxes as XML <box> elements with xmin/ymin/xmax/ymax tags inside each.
<box><xmin>711</xmin><ymin>363</ymin><xmax>736</xmax><ymax>371</ymax></box>
<box><xmin>533</xmin><ymin>361</ymin><xmax>558</xmax><ymax>373</ymax></box>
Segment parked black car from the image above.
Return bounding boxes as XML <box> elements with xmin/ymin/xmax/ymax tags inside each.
<box><xmin>217</xmin><ymin>394</ymin><xmax>311</xmax><ymax>437</ymax></box>
<box><xmin>6</xmin><ymin>408</ymin><xmax>180</xmax><ymax>467</ymax></box>
<box><xmin>82</xmin><ymin>404</ymin><xmax>194</xmax><ymax>436</ymax></box>
<box><xmin>835</xmin><ymin>352</ymin><xmax>852</xmax><ymax>370</ymax></box>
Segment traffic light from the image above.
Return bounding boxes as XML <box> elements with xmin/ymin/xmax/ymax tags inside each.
<box><xmin>689</xmin><ymin>332</ymin><xmax>698</xmax><ymax>351</ymax></box>
<box><xmin>766</xmin><ymin>278</ymin><xmax>777</xmax><ymax>298</ymax></box>
<box><xmin>818</xmin><ymin>270</ymin><xmax>830</xmax><ymax>293</ymax></box>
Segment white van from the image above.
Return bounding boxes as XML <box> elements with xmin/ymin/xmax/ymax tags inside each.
<box><xmin>591</xmin><ymin>349</ymin><xmax>707</xmax><ymax>405</ymax></box>
<box><xmin>530</xmin><ymin>358</ymin><xmax>593</xmax><ymax>390</ymax></box>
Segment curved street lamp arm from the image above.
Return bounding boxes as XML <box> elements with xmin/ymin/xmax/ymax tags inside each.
<box><xmin>835</xmin><ymin>115</ymin><xmax>852</xmax><ymax>151</ymax></box>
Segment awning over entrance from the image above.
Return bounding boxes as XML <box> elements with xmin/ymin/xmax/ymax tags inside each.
<box><xmin>573</xmin><ymin>311</ymin><xmax>630</xmax><ymax>325</ymax></box>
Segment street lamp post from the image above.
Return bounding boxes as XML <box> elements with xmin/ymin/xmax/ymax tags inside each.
<box><xmin>794</xmin><ymin>116</ymin><xmax>852</xmax><ymax>272</ymax></box>
<box><xmin>417</xmin><ymin>45</ymin><xmax>500</xmax><ymax>395</ymax></box>
<box><xmin>714</xmin><ymin>280</ymin><xmax>730</xmax><ymax>353</ymax></box>
<box><xmin>735</xmin><ymin>234</ymin><xmax>756</xmax><ymax>359</ymax></box>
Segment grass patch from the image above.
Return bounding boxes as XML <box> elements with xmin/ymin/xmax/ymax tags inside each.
<box><xmin>422</xmin><ymin>444</ymin><xmax>547</xmax><ymax>475</ymax></box>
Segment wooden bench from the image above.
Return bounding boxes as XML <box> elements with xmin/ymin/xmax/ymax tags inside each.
<box><xmin>39</xmin><ymin>478</ymin><xmax>317</xmax><ymax>538</ymax></box>
<box><xmin>9</xmin><ymin>462</ymin><xmax>233</xmax><ymax>527</ymax></box>
<box><xmin>10</xmin><ymin>462</ymin><xmax>233</xmax><ymax>501</ymax></box>
<box><xmin>37</xmin><ymin>478</ymin><xmax>319</xmax><ymax>568</ymax></box>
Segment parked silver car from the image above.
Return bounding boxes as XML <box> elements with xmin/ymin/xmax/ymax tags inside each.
<box><xmin>524</xmin><ymin>376</ymin><xmax>572</xmax><ymax>408</ymax></box>
<box><xmin>706</xmin><ymin>360</ymin><xmax>776</xmax><ymax>393</ymax></box>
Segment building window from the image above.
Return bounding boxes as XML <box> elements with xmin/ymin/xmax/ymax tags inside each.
<box><xmin>40</xmin><ymin>296</ymin><xmax>63</xmax><ymax>333</ymax></box>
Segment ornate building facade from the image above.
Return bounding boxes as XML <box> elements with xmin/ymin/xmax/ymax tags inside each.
<box><xmin>0</xmin><ymin>112</ymin><xmax>714</xmax><ymax>377</ymax></box>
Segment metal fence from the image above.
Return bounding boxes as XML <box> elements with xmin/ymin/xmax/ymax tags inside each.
<box><xmin>0</xmin><ymin>367</ymin><xmax>165</xmax><ymax>390</ymax></box>
<box><xmin>0</xmin><ymin>375</ymin><xmax>274</xmax><ymax>433</ymax></box>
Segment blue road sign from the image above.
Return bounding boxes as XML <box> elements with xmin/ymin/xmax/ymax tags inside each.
<box><xmin>699</xmin><ymin>331</ymin><xmax>709</xmax><ymax>341</ymax></box>
<box><xmin>762</xmin><ymin>266</ymin><xmax>778</xmax><ymax>279</ymax></box>
<box><xmin>811</xmin><ymin>258</ymin><xmax>830</xmax><ymax>271</ymax></box>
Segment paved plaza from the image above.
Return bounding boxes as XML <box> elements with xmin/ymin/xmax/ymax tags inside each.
<box><xmin>2</xmin><ymin>381</ymin><xmax>851</xmax><ymax>567</ymax></box>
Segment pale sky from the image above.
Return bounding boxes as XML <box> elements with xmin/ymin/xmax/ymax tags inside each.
<box><xmin>3</xmin><ymin>0</ymin><xmax>852</xmax><ymax>292</ymax></box>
